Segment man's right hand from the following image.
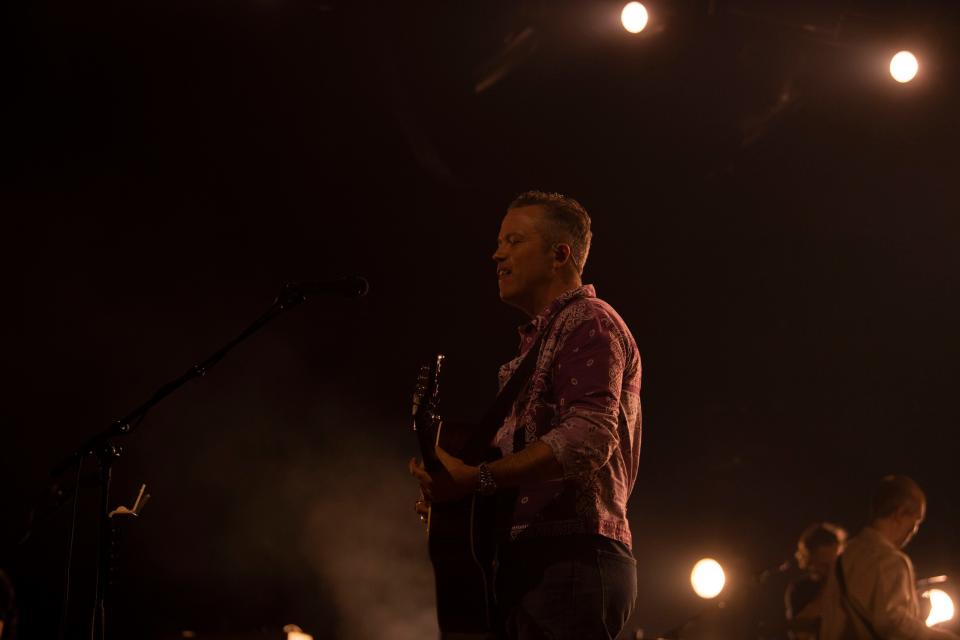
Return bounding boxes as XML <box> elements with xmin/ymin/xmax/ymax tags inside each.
<box><xmin>415</xmin><ymin>491</ymin><xmax>430</xmax><ymax>524</ymax></box>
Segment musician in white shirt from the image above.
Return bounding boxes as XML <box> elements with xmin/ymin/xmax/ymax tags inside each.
<box><xmin>820</xmin><ymin>475</ymin><xmax>959</xmax><ymax>640</ymax></box>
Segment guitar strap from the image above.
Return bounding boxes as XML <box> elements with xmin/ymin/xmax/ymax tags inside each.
<box><xmin>834</xmin><ymin>555</ymin><xmax>885</xmax><ymax>640</ymax></box>
<box><xmin>464</xmin><ymin>296</ymin><xmax>578</xmax><ymax>457</ymax></box>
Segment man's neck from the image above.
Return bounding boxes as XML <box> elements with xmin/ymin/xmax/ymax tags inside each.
<box><xmin>867</xmin><ymin>521</ymin><xmax>902</xmax><ymax>548</ymax></box>
<box><xmin>525</xmin><ymin>277</ymin><xmax>582</xmax><ymax>318</ymax></box>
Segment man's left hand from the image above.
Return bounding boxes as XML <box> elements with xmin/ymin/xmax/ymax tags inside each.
<box><xmin>408</xmin><ymin>447</ymin><xmax>479</xmax><ymax>503</ymax></box>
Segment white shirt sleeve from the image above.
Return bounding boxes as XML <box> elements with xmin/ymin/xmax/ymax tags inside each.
<box><xmin>872</xmin><ymin>553</ymin><xmax>930</xmax><ymax>640</ymax></box>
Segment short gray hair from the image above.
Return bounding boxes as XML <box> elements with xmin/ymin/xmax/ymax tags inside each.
<box><xmin>509</xmin><ymin>190</ymin><xmax>593</xmax><ymax>275</ymax></box>
<box><xmin>870</xmin><ymin>475</ymin><xmax>924</xmax><ymax>520</ymax></box>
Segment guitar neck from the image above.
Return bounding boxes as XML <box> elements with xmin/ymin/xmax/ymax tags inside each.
<box><xmin>415</xmin><ymin>417</ymin><xmax>442</xmax><ymax>472</ymax></box>
<box><xmin>412</xmin><ymin>353</ymin><xmax>447</xmax><ymax>472</ymax></box>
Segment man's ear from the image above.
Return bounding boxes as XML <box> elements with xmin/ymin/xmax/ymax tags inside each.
<box><xmin>894</xmin><ymin>504</ymin><xmax>916</xmax><ymax>522</ymax></box>
<box><xmin>553</xmin><ymin>242</ymin><xmax>572</xmax><ymax>265</ymax></box>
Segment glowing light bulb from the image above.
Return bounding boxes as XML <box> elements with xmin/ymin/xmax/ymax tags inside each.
<box><xmin>691</xmin><ymin>558</ymin><xmax>726</xmax><ymax>599</ymax></box>
<box><xmin>889</xmin><ymin>51</ymin><xmax>919</xmax><ymax>83</ymax></box>
<box><xmin>924</xmin><ymin>589</ymin><xmax>955</xmax><ymax>627</ymax></box>
<box><xmin>284</xmin><ymin>624</ymin><xmax>314</xmax><ymax>640</ymax></box>
<box><xmin>621</xmin><ymin>2</ymin><xmax>649</xmax><ymax>34</ymax></box>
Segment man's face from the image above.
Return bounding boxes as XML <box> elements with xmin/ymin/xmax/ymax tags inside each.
<box><xmin>809</xmin><ymin>543</ymin><xmax>842</xmax><ymax>578</ymax></box>
<box><xmin>493</xmin><ymin>205</ymin><xmax>556</xmax><ymax>313</ymax></box>
<box><xmin>897</xmin><ymin>499</ymin><xmax>926</xmax><ymax>548</ymax></box>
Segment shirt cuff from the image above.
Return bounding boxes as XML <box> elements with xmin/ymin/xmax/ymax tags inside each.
<box><xmin>540</xmin><ymin>408</ymin><xmax>619</xmax><ymax>479</ymax></box>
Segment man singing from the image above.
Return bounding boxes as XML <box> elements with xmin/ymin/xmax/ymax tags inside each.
<box><xmin>410</xmin><ymin>191</ymin><xmax>642</xmax><ymax>639</ymax></box>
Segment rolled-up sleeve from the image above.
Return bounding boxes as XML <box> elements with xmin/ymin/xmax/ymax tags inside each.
<box><xmin>540</xmin><ymin>312</ymin><xmax>625</xmax><ymax>479</ymax></box>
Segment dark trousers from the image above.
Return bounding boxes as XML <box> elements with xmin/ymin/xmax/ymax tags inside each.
<box><xmin>494</xmin><ymin>534</ymin><xmax>638</xmax><ymax>640</ymax></box>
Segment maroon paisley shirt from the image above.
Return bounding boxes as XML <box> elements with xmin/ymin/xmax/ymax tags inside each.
<box><xmin>495</xmin><ymin>285</ymin><xmax>642</xmax><ymax>549</ymax></box>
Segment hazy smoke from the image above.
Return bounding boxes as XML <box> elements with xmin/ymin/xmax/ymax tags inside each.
<box><xmin>293</xmin><ymin>404</ymin><xmax>438</xmax><ymax>640</ymax></box>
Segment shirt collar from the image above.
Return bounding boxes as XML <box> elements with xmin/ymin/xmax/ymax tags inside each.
<box><xmin>518</xmin><ymin>284</ymin><xmax>596</xmax><ymax>338</ymax></box>
<box><xmin>862</xmin><ymin>525</ymin><xmax>898</xmax><ymax>552</ymax></box>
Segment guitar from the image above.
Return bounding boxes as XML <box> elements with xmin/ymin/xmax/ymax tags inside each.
<box><xmin>412</xmin><ymin>354</ymin><xmax>500</xmax><ymax>638</ymax></box>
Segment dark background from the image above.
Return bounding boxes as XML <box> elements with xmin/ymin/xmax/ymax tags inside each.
<box><xmin>2</xmin><ymin>0</ymin><xmax>958</xmax><ymax>638</ymax></box>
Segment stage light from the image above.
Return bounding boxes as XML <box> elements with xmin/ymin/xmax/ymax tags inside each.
<box><xmin>889</xmin><ymin>51</ymin><xmax>919</xmax><ymax>83</ymax></box>
<box><xmin>690</xmin><ymin>558</ymin><xmax>725</xmax><ymax>599</ymax></box>
<box><xmin>621</xmin><ymin>2</ymin><xmax>649</xmax><ymax>34</ymax></box>
<box><xmin>284</xmin><ymin>624</ymin><xmax>314</xmax><ymax>640</ymax></box>
<box><xmin>923</xmin><ymin>589</ymin><xmax>955</xmax><ymax>627</ymax></box>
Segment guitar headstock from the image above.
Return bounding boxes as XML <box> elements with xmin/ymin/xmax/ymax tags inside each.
<box><xmin>412</xmin><ymin>354</ymin><xmax>445</xmax><ymax>422</ymax></box>
<box><xmin>412</xmin><ymin>354</ymin><xmax>445</xmax><ymax>470</ymax></box>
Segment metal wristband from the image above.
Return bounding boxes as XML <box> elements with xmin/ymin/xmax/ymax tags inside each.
<box><xmin>477</xmin><ymin>462</ymin><xmax>497</xmax><ymax>496</ymax></box>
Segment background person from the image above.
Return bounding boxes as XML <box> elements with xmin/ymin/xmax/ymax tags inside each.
<box><xmin>820</xmin><ymin>475</ymin><xmax>959</xmax><ymax>640</ymax></box>
<box><xmin>785</xmin><ymin>522</ymin><xmax>848</xmax><ymax>639</ymax></box>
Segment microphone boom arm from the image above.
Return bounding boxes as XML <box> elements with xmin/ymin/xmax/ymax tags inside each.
<box><xmin>52</xmin><ymin>281</ymin><xmax>312</xmax><ymax>475</ymax></box>
<box><xmin>46</xmin><ymin>277</ymin><xmax>365</xmax><ymax>640</ymax></box>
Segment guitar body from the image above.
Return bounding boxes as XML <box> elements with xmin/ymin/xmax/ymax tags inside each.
<box><xmin>412</xmin><ymin>357</ymin><xmax>505</xmax><ymax>637</ymax></box>
<box><xmin>428</xmin><ymin>497</ymin><xmax>498</xmax><ymax>635</ymax></box>
<box><xmin>428</xmin><ymin>477</ymin><xmax>499</xmax><ymax>633</ymax></box>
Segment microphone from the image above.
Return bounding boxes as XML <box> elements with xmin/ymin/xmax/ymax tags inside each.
<box><xmin>757</xmin><ymin>558</ymin><xmax>795</xmax><ymax>583</ymax></box>
<box><xmin>283</xmin><ymin>276</ymin><xmax>369</xmax><ymax>298</ymax></box>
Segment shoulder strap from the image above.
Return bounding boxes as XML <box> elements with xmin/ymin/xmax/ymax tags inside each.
<box><xmin>463</xmin><ymin>296</ymin><xmax>579</xmax><ymax>457</ymax></box>
<box><xmin>479</xmin><ymin>337</ymin><xmax>541</xmax><ymax>432</ymax></box>
<box><xmin>835</xmin><ymin>555</ymin><xmax>885</xmax><ymax>640</ymax></box>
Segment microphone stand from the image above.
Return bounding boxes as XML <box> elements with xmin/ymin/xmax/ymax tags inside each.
<box><xmin>48</xmin><ymin>283</ymin><xmax>331</xmax><ymax>640</ymax></box>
